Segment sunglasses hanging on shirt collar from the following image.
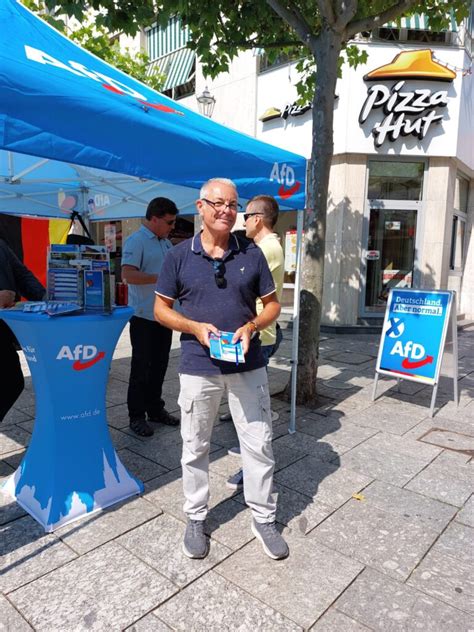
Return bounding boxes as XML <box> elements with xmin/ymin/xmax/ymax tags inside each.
<box><xmin>212</xmin><ymin>259</ymin><xmax>226</xmax><ymax>289</ymax></box>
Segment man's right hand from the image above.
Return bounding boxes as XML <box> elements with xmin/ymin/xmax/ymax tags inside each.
<box><xmin>191</xmin><ymin>322</ymin><xmax>220</xmax><ymax>348</ymax></box>
<box><xmin>0</xmin><ymin>290</ymin><xmax>16</xmax><ymax>308</ymax></box>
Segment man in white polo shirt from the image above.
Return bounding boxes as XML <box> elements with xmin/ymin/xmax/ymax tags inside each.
<box><xmin>122</xmin><ymin>197</ymin><xmax>179</xmax><ymax>437</ymax></box>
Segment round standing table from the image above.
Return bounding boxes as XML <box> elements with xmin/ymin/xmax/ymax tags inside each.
<box><xmin>0</xmin><ymin>306</ymin><xmax>143</xmax><ymax>531</ymax></box>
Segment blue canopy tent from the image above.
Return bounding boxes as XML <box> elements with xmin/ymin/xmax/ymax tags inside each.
<box><xmin>0</xmin><ymin>0</ymin><xmax>306</xmax><ymax>220</ymax></box>
<box><xmin>0</xmin><ymin>0</ymin><xmax>306</xmax><ymax>431</ymax></box>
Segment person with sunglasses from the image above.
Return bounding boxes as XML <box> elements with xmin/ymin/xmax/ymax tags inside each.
<box><xmin>154</xmin><ymin>178</ymin><xmax>288</xmax><ymax>561</ymax></box>
<box><xmin>122</xmin><ymin>197</ymin><xmax>180</xmax><ymax>437</ymax></box>
<box><xmin>225</xmin><ymin>195</ymin><xmax>284</xmax><ymax>490</ymax></box>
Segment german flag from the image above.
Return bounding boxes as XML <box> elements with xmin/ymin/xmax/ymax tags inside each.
<box><xmin>0</xmin><ymin>214</ymin><xmax>70</xmax><ymax>287</ymax></box>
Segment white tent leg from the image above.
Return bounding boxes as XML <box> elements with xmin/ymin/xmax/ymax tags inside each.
<box><xmin>289</xmin><ymin>207</ymin><xmax>304</xmax><ymax>434</ymax></box>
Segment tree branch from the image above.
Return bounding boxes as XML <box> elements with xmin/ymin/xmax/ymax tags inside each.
<box><xmin>334</xmin><ymin>0</ymin><xmax>358</xmax><ymax>31</ymax></box>
<box><xmin>345</xmin><ymin>0</ymin><xmax>420</xmax><ymax>38</ymax></box>
<box><xmin>265</xmin><ymin>0</ymin><xmax>313</xmax><ymax>45</ymax></box>
<box><xmin>250</xmin><ymin>39</ymin><xmax>302</xmax><ymax>48</ymax></box>
<box><xmin>316</xmin><ymin>0</ymin><xmax>335</xmax><ymax>25</ymax></box>
<box><xmin>209</xmin><ymin>36</ymin><xmax>301</xmax><ymax>50</ymax></box>
<box><xmin>214</xmin><ymin>10</ymin><xmax>300</xmax><ymax>51</ymax></box>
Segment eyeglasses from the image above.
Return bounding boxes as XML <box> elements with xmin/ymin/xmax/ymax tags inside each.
<box><xmin>212</xmin><ymin>259</ymin><xmax>226</xmax><ymax>289</ymax></box>
<box><xmin>160</xmin><ymin>218</ymin><xmax>176</xmax><ymax>226</ymax></box>
<box><xmin>243</xmin><ymin>212</ymin><xmax>264</xmax><ymax>222</ymax></box>
<box><xmin>202</xmin><ymin>198</ymin><xmax>242</xmax><ymax>212</ymax></box>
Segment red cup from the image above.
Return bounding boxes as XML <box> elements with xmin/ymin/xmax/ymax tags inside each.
<box><xmin>115</xmin><ymin>282</ymin><xmax>128</xmax><ymax>306</ymax></box>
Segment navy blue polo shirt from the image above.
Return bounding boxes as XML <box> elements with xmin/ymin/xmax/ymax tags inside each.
<box><xmin>155</xmin><ymin>232</ymin><xmax>275</xmax><ymax>375</ymax></box>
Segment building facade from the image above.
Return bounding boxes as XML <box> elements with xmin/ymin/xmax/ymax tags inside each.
<box><xmin>143</xmin><ymin>12</ymin><xmax>473</xmax><ymax>325</ymax></box>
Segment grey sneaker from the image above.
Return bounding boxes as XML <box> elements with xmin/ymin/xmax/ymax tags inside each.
<box><xmin>226</xmin><ymin>469</ymin><xmax>243</xmax><ymax>490</ymax></box>
<box><xmin>183</xmin><ymin>519</ymin><xmax>209</xmax><ymax>559</ymax></box>
<box><xmin>251</xmin><ymin>520</ymin><xmax>289</xmax><ymax>560</ymax></box>
<box><xmin>227</xmin><ymin>446</ymin><xmax>241</xmax><ymax>457</ymax></box>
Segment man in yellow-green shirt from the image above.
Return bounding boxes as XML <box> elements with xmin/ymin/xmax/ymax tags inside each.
<box><xmin>243</xmin><ymin>195</ymin><xmax>284</xmax><ymax>363</ymax></box>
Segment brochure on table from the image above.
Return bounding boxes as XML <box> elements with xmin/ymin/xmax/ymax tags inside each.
<box><xmin>47</xmin><ymin>244</ymin><xmax>112</xmax><ymax>312</ymax></box>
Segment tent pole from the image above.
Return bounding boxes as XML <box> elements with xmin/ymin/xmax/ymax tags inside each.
<box><xmin>79</xmin><ymin>188</ymin><xmax>93</xmax><ymax>239</ymax></box>
<box><xmin>11</xmin><ymin>158</ymin><xmax>50</xmax><ymax>182</ymax></box>
<box><xmin>289</xmin><ymin>204</ymin><xmax>304</xmax><ymax>434</ymax></box>
<box><xmin>7</xmin><ymin>151</ymin><xmax>14</xmax><ymax>178</ymax></box>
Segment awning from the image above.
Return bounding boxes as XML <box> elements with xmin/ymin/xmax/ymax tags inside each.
<box><xmin>147</xmin><ymin>47</ymin><xmax>195</xmax><ymax>91</ymax></box>
<box><xmin>146</xmin><ymin>17</ymin><xmax>190</xmax><ymax>60</ymax></box>
<box><xmin>385</xmin><ymin>11</ymin><xmax>458</xmax><ymax>31</ymax></box>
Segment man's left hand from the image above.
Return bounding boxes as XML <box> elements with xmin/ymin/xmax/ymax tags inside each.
<box><xmin>232</xmin><ymin>324</ymin><xmax>253</xmax><ymax>355</ymax></box>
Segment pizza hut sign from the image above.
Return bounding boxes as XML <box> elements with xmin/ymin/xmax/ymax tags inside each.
<box><xmin>359</xmin><ymin>50</ymin><xmax>455</xmax><ymax>148</ymax></box>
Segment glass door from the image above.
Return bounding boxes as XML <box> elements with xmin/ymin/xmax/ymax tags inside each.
<box><xmin>364</xmin><ymin>208</ymin><xmax>417</xmax><ymax>312</ymax></box>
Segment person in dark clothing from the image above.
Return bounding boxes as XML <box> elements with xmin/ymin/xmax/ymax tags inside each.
<box><xmin>0</xmin><ymin>238</ymin><xmax>45</xmax><ymax>421</ymax></box>
<box><xmin>121</xmin><ymin>198</ymin><xmax>180</xmax><ymax>437</ymax></box>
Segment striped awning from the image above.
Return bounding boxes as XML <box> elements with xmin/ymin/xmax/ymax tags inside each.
<box><xmin>385</xmin><ymin>11</ymin><xmax>458</xmax><ymax>31</ymax></box>
<box><xmin>147</xmin><ymin>47</ymin><xmax>195</xmax><ymax>91</ymax></box>
<box><xmin>146</xmin><ymin>17</ymin><xmax>190</xmax><ymax>60</ymax></box>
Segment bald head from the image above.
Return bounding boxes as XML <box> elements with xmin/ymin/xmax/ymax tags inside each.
<box><xmin>200</xmin><ymin>178</ymin><xmax>237</xmax><ymax>200</ymax></box>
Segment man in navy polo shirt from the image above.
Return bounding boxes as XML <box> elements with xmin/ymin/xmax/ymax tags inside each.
<box><xmin>122</xmin><ymin>197</ymin><xmax>180</xmax><ymax>437</ymax></box>
<box><xmin>154</xmin><ymin>178</ymin><xmax>289</xmax><ymax>561</ymax></box>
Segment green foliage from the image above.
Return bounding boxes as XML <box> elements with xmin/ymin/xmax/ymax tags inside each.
<box><xmin>295</xmin><ymin>43</ymin><xmax>368</xmax><ymax>103</ymax></box>
<box><xmin>69</xmin><ymin>25</ymin><xmax>164</xmax><ymax>91</ymax></box>
<box><xmin>23</xmin><ymin>0</ymin><xmax>470</xmax><ymax>99</ymax></box>
<box><xmin>21</xmin><ymin>0</ymin><xmax>164</xmax><ymax>91</ymax></box>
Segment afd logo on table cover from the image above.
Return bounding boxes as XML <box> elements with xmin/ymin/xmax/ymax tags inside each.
<box><xmin>270</xmin><ymin>162</ymin><xmax>301</xmax><ymax>200</ymax></box>
<box><xmin>56</xmin><ymin>345</ymin><xmax>105</xmax><ymax>371</ymax></box>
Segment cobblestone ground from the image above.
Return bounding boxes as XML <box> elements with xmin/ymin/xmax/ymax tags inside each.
<box><xmin>1</xmin><ymin>325</ymin><xmax>473</xmax><ymax>631</ymax></box>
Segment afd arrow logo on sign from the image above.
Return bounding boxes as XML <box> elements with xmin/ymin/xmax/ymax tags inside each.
<box><xmin>376</xmin><ymin>289</ymin><xmax>452</xmax><ymax>385</ymax></box>
<box><xmin>389</xmin><ymin>338</ymin><xmax>433</xmax><ymax>369</ymax></box>
<box><xmin>56</xmin><ymin>345</ymin><xmax>105</xmax><ymax>371</ymax></box>
<box><xmin>270</xmin><ymin>162</ymin><xmax>301</xmax><ymax>200</ymax></box>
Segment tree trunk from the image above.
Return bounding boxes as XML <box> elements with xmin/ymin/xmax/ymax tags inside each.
<box><xmin>294</xmin><ymin>28</ymin><xmax>342</xmax><ymax>405</ymax></box>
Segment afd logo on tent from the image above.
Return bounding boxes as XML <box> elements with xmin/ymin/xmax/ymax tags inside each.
<box><xmin>270</xmin><ymin>163</ymin><xmax>301</xmax><ymax>200</ymax></box>
<box><xmin>24</xmin><ymin>45</ymin><xmax>184</xmax><ymax>116</ymax></box>
<box><xmin>56</xmin><ymin>345</ymin><xmax>105</xmax><ymax>371</ymax></box>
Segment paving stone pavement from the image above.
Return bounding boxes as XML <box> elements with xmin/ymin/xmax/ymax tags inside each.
<box><xmin>1</xmin><ymin>324</ymin><xmax>473</xmax><ymax>631</ymax></box>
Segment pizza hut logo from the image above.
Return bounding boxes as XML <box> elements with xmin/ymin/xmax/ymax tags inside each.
<box><xmin>359</xmin><ymin>50</ymin><xmax>455</xmax><ymax>148</ymax></box>
<box><xmin>56</xmin><ymin>345</ymin><xmax>105</xmax><ymax>371</ymax></box>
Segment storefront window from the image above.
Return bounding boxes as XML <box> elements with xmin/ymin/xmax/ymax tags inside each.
<box><xmin>258</xmin><ymin>51</ymin><xmax>300</xmax><ymax>74</ymax></box>
<box><xmin>454</xmin><ymin>174</ymin><xmax>469</xmax><ymax>214</ymax></box>
<box><xmin>449</xmin><ymin>216</ymin><xmax>466</xmax><ymax>270</ymax></box>
<box><xmin>368</xmin><ymin>161</ymin><xmax>424</xmax><ymax>200</ymax></box>
<box><xmin>365</xmin><ymin>208</ymin><xmax>417</xmax><ymax>312</ymax></box>
<box><xmin>450</xmin><ymin>175</ymin><xmax>469</xmax><ymax>271</ymax></box>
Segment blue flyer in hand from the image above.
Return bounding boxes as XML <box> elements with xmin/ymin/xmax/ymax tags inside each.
<box><xmin>209</xmin><ymin>331</ymin><xmax>245</xmax><ymax>364</ymax></box>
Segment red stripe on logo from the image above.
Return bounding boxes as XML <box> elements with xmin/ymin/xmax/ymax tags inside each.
<box><xmin>72</xmin><ymin>351</ymin><xmax>105</xmax><ymax>371</ymax></box>
<box><xmin>278</xmin><ymin>181</ymin><xmax>301</xmax><ymax>200</ymax></box>
<box><xmin>102</xmin><ymin>84</ymin><xmax>125</xmax><ymax>95</ymax></box>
